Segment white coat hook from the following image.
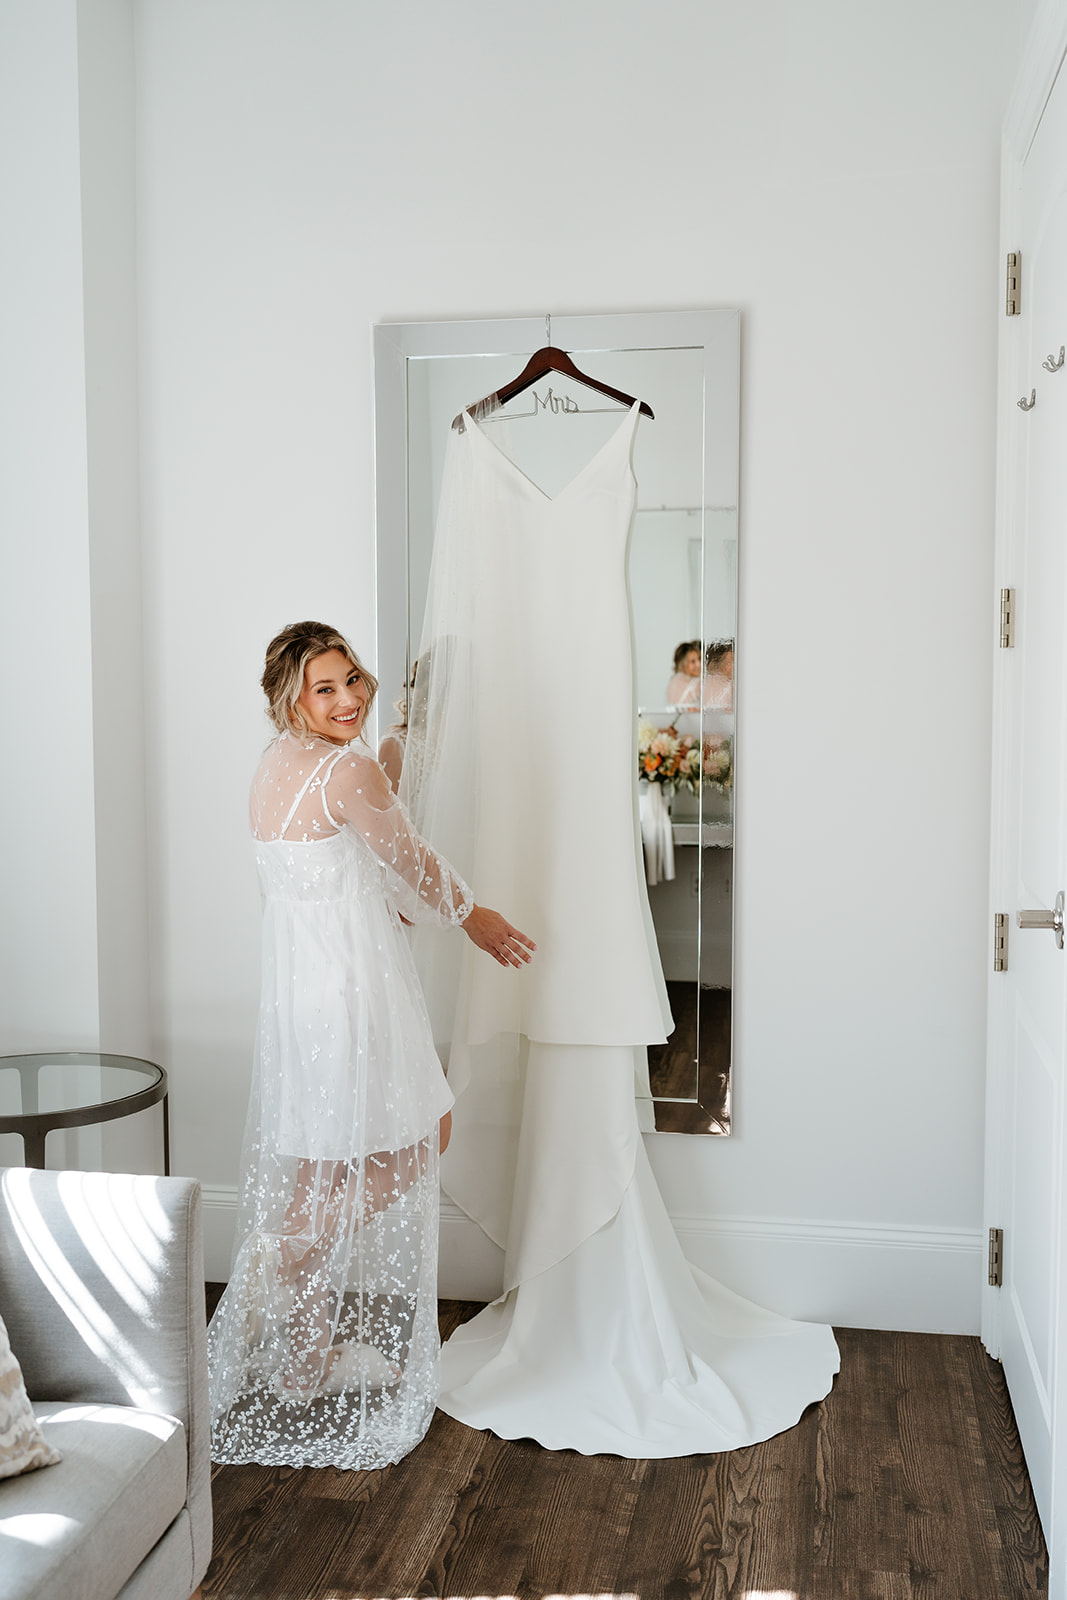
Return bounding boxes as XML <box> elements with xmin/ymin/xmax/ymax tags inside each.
<box><xmin>1018</xmin><ymin>389</ymin><xmax>1037</xmax><ymax>411</ymax></box>
<box><xmin>1043</xmin><ymin>346</ymin><xmax>1065</xmax><ymax>372</ymax></box>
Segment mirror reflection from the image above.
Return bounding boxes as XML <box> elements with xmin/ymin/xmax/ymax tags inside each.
<box><xmin>374</xmin><ymin>312</ymin><xmax>738</xmax><ymax>1133</ymax></box>
<box><xmin>631</xmin><ymin>499</ymin><xmax>735</xmax><ymax>1132</ymax></box>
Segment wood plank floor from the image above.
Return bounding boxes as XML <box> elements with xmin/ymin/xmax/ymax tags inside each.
<box><xmin>646</xmin><ymin>982</ymin><xmax>730</xmax><ymax>1127</ymax></box>
<box><xmin>203</xmin><ymin>1294</ymin><xmax>1048</xmax><ymax>1600</ymax></box>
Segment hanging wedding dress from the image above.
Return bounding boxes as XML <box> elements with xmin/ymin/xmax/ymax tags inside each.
<box><xmin>404</xmin><ymin>400</ymin><xmax>839</xmax><ymax>1457</ymax></box>
<box><xmin>208</xmin><ymin>733</ymin><xmax>471</xmax><ymax>1468</ymax></box>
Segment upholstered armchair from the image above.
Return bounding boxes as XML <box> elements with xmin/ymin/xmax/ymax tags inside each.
<box><xmin>0</xmin><ymin>1167</ymin><xmax>212</xmax><ymax>1600</ymax></box>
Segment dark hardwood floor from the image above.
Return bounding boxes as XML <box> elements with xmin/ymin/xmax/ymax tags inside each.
<box><xmin>647</xmin><ymin>982</ymin><xmax>730</xmax><ymax>1131</ymax></box>
<box><xmin>203</xmin><ymin>1291</ymin><xmax>1048</xmax><ymax>1600</ymax></box>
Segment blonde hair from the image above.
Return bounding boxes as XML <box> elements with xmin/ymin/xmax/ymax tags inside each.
<box><xmin>261</xmin><ymin>621</ymin><xmax>379</xmax><ymax>738</ymax></box>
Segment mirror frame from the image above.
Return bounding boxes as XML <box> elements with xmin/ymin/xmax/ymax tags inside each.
<box><xmin>373</xmin><ymin>309</ymin><xmax>740</xmax><ymax>1134</ymax></box>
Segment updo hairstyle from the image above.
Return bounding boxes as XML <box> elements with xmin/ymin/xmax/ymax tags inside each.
<box><xmin>704</xmin><ymin>639</ymin><xmax>734</xmax><ymax>670</ymax></box>
<box><xmin>261</xmin><ymin>620</ymin><xmax>379</xmax><ymax>738</ymax></box>
<box><xmin>673</xmin><ymin>639</ymin><xmax>702</xmax><ymax>670</ymax></box>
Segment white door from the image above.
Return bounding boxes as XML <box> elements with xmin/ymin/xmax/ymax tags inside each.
<box><xmin>986</xmin><ymin>26</ymin><xmax>1067</xmax><ymax>1584</ymax></box>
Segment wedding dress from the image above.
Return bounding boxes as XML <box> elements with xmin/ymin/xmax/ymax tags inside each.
<box><xmin>404</xmin><ymin>401</ymin><xmax>839</xmax><ymax>1457</ymax></box>
<box><xmin>208</xmin><ymin>732</ymin><xmax>471</xmax><ymax>1468</ymax></box>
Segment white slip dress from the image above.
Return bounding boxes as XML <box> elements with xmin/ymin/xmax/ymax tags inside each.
<box><xmin>404</xmin><ymin>402</ymin><xmax>840</xmax><ymax>1457</ymax></box>
<box><xmin>208</xmin><ymin>734</ymin><xmax>470</xmax><ymax>1469</ymax></box>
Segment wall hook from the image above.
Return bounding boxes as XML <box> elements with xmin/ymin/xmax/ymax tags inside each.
<box><xmin>1043</xmin><ymin>346</ymin><xmax>1065</xmax><ymax>372</ymax></box>
<box><xmin>1018</xmin><ymin>389</ymin><xmax>1037</xmax><ymax>411</ymax></box>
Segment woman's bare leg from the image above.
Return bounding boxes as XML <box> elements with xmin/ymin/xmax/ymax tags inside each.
<box><xmin>275</xmin><ymin>1120</ymin><xmax>448</xmax><ymax>1387</ymax></box>
<box><xmin>280</xmin><ymin>1159</ymin><xmax>338</xmax><ymax>1257</ymax></box>
<box><xmin>278</xmin><ymin>1160</ymin><xmax>345</xmax><ymax>1379</ymax></box>
<box><xmin>357</xmin><ymin>1112</ymin><xmax>451</xmax><ymax>1220</ymax></box>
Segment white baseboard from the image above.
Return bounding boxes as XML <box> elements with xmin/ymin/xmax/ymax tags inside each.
<box><xmin>200</xmin><ymin>1185</ymin><xmax>240</xmax><ymax>1282</ymax></box>
<box><xmin>668</xmin><ymin>1211</ymin><xmax>983</xmax><ymax>1335</ymax></box>
<box><xmin>439</xmin><ymin>1204</ymin><xmax>983</xmax><ymax>1333</ymax></box>
<box><xmin>200</xmin><ymin>1184</ymin><xmax>982</xmax><ymax>1335</ymax></box>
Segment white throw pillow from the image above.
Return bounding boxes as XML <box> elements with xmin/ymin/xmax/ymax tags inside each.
<box><xmin>0</xmin><ymin>1312</ymin><xmax>61</xmax><ymax>1478</ymax></box>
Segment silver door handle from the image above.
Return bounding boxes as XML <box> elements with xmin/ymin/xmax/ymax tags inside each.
<box><xmin>1017</xmin><ymin>889</ymin><xmax>1065</xmax><ymax>949</ymax></box>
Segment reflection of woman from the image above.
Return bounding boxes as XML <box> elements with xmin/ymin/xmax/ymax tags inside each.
<box><xmin>208</xmin><ymin>620</ymin><xmax>533</xmax><ymax>1470</ymax></box>
<box><xmin>665</xmin><ymin>640</ymin><xmax>702</xmax><ymax>709</ymax></box>
<box><xmin>702</xmin><ymin>640</ymin><xmax>734</xmax><ymax>712</ymax></box>
<box><xmin>378</xmin><ymin>662</ymin><xmax>417</xmax><ymax>794</ymax></box>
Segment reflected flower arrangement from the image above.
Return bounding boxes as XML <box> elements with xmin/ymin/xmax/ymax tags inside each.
<box><xmin>702</xmin><ymin>735</ymin><xmax>733</xmax><ymax>792</ymax></box>
<box><xmin>637</xmin><ymin>722</ymin><xmax>732</xmax><ymax>794</ymax></box>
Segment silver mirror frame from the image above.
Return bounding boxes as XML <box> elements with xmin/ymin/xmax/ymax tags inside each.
<box><xmin>373</xmin><ymin>309</ymin><xmax>740</xmax><ymax>1134</ymax></box>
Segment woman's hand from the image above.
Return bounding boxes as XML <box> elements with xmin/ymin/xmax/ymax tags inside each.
<box><xmin>462</xmin><ymin>905</ymin><xmax>536</xmax><ymax>968</ymax></box>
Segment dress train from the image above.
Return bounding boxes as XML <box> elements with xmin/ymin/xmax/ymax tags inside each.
<box><xmin>438</xmin><ymin>1042</ymin><xmax>840</xmax><ymax>1457</ymax></box>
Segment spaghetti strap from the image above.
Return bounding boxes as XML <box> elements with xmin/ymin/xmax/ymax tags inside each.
<box><xmin>276</xmin><ymin>749</ymin><xmax>341</xmax><ymax>838</ymax></box>
<box><xmin>319</xmin><ymin>753</ymin><xmax>347</xmax><ymax>832</ymax></box>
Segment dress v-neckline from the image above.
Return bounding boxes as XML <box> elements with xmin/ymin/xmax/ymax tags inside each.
<box><xmin>463</xmin><ymin>399</ymin><xmax>640</xmax><ymax>505</ymax></box>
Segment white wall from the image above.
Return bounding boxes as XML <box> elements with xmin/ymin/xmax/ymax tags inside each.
<box><xmin>0</xmin><ymin>0</ymin><xmax>157</xmax><ymax>1172</ymax></box>
<box><xmin>79</xmin><ymin>0</ymin><xmax>152</xmax><ymax>1069</ymax></box>
<box><xmin>0</xmin><ymin>0</ymin><xmax>99</xmax><ymax>1071</ymax></box>
<box><xmin>3</xmin><ymin>0</ymin><xmax>1033</xmax><ymax>1325</ymax></box>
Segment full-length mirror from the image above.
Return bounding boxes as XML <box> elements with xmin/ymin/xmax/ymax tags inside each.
<box><xmin>375</xmin><ymin>311</ymin><xmax>739</xmax><ymax>1133</ymax></box>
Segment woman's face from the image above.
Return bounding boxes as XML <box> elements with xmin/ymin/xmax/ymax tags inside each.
<box><xmin>682</xmin><ymin>649</ymin><xmax>702</xmax><ymax>677</ymax></box>
<box><xmin>295</xmin><ymin>650</ymin><xmax>369</xmax><ymax>744</ymax></box>
<box><xmin>720</xmin><ymin>649</ymin><xmax>734</xmax><ymax>679</ymax></box>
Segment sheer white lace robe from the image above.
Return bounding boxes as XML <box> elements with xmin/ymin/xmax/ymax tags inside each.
<box><xmin>208</xmin><ymin>732</ymin><xmax>471</xmax><ymax>1469</ymax></box>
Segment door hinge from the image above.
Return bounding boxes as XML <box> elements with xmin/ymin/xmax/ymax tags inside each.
<box><xmin>988</xmin><ymin>1226</ymin><xmax>1004</xmax><ymax>1287</ymax></box>
<box><xmin>994</xmin><ymin>912</ymin><xmax>1008</xmax><ymax>972</ymax></box>
<box><xmin>999</xmin><ymin>588</ymin><xmax>1015</xmax><ymax>648</ymax></box>
<box><xmin>1006</xmin><ymin>252</ymin><xmax>1021</xmax><ymax>316</ymax></box>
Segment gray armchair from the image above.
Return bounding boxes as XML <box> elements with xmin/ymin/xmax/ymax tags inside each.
<box><xmin>0</xmin><ymin>1167</ymin><xmax>212</xmax><ymax>1600</ymax></box>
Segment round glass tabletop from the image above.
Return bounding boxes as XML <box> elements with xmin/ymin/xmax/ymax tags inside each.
<box><xmin>0</xmin><ymin>1052</ymin><xmax>169</xmax><ymax>1170</ymax></box>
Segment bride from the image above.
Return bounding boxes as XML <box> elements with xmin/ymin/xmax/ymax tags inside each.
<box><xmin>207</xmin><ymin>620</ymin><xmax>533</xmax><ymax>1470</ymax></box>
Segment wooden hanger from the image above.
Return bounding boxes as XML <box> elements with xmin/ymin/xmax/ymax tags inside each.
<box><xmin>453</xmin><ymin>346</ymin><xmax>654</xmax><ymax>430</ymax></box>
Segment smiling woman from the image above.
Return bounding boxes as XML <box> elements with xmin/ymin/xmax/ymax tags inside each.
<box><xmin>205</xmin><ymin>620</ymin><xmax>533</xmax><ymax>1470</ymax></box>
<box><xmin>296</xmin><ymin>651</ymin><xmax>371</xmax><ymax>742</ymax></box>
<box><xmin>261</xmin><ymin>621</ymin><xmax>379</xmax><ymax>745</ymax></box>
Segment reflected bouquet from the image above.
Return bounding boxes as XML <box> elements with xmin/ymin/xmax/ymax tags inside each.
<box><xmin>703</xmin><ymin>734</ymin><xmax>733</xmax><ymax>793</ymax></box>
<box><xmin>638</xmin><ymin>723</ymin><xmax>733</xmax><ymax>794</ymax></box>
<box><xmin>638</xmin><ymin>723</ymin><xmax>701</xmax><ymax>793</ymax></box>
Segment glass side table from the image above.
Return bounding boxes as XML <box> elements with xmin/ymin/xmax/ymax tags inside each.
<box><xmin>0</xmin><ymin>1052</ymin><xmax>169</xmax><ymax>1172</ymax></box>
